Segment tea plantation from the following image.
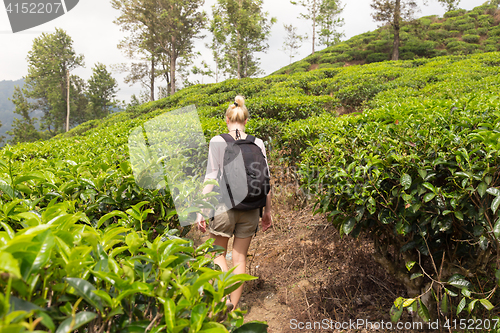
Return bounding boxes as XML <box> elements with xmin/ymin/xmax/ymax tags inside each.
<box><xmin>275</xmin><ymin>1</ymin><xmax>500</xmax><ymax>74</ymax></box>
<box><xmin>1</xmin><ymin>50</ymin><xmax>500</xmax><ymax>331</ymax></box>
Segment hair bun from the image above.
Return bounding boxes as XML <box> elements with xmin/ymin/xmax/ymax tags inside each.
<box><xmin>226</xmin><ymin>95</ymin><xmax>249</xmax><ymax>123</ymax></box>
<box><xmin>235</xmin><ymin>95</ymin><xmax>245</xmax><ymax>108</ymax></box>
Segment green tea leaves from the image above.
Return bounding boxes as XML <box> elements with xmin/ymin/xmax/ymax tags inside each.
<box><xmin>64</xmin><ymin>278</ymin><xmax>103</xmax><ymax>313</ymax></box>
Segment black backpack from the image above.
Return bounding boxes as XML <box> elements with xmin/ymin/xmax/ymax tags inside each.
<box><xmin>218</xmin><ymin>133</ymin><xmax>270</xmax><ymax>211</ymax></box>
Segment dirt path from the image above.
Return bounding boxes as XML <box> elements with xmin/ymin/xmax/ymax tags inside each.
<box><xmin>188</xmin><ymin>199</ymin><xmax>418</xmax><ymax>333</ymax></box>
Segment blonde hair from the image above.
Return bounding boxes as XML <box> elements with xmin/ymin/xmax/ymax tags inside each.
<box><xmin>226</xmin><ymin>95</ymin><xmax>249</xmax><ymax>123</ymax></box>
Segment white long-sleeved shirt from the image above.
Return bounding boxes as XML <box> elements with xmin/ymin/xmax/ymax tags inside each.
<box><xmin>204</xmin><ymin>135</ymin><xmax>269</xmax><ymax>181</ymax></box>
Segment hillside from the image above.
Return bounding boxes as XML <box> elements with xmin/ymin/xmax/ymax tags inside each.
<box><xmin>0</xmin><ymin>79</ymin><xmax>23</xmax><ymax>144</ymax></box>
<box><xmin>1</xmin><ymin>49</ymin><xmax>500</xmax><ymax>331</ymax></box>
<box><xmin>273</xmin><ymin>1</ymin><xmax>500</xmax><ymax>75</ymax></box>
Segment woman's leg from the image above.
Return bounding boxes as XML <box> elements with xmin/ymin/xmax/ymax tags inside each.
<box><xmin>210</xmin><ymin>233</ymin><xmax>230</xmax><ymax>272</ymax></box>
<box><xmin>230</xmin><ymin>236</ymin><xmax>253</xmax><ymax>309</ymax></box>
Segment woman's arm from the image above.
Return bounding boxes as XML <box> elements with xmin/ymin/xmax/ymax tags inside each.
<box><xmin>261</xmin><ymin>192</ymin><xmax>272</xmax><ymax>232</ymax></box>
<box><xmin>196</xmin><ymin>137</ymin><xmax>221</xmax><ymax>232</ymax></box>
<box><xmin>196</xmin><ymin>182</ymin><xmax>215</xmax><ymax>233</ymax></box>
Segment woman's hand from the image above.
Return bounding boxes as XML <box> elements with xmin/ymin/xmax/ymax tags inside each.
<box><xmin>196</xmin><ymin>213</ymin><xmax>206</xmax><ymax>233</ymax></box>
<box><xmin>261</xmin><ymin>211</ymin><xmax>272</xmax><ymax>232</ymax></box>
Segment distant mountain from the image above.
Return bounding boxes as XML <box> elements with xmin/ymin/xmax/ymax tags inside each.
<box><xmin>0</xmin><ymin>79</ymin><xmax>24</xmax><ymax>145</ymax></box>
<box><xmin>273</xmin><ymin>2</ymin><xmax>500</xmax><ymax>75</ymax></box>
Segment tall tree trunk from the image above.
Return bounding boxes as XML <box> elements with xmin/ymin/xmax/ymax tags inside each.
<box><xmin>150</xmin><ymin>56</ymin><xmax>155</xmax><ymax>101</ymax></box>
<box><xmin>161</xmin><ymin>60</ymin><xmax>170</xmax><ymax>95</ymax></box>
<box><xmin>170</xmin><ymin>53</ymin><xmax>176</xmax><ymax>95</ymax></box>
<box><xmin>237</xmin><ymin>0</ymin><xmax>242</xmax><ymax>78</ymax></box>
<box><xmin>236</xmin><ymin>51</ymin><xmax>241</xmax><ymax>79</ymax></box>
<box><xmin>215</xmin><ymin>57</ymin><xmax>219</xmax><ymax>83</ymax></box>
<box><xmin>312</xmin><ymin>0</ymin><xmax>316</xmax><ymax>54</ymax></box>
<box><xmin>66</xmin><ymin>70</ymin><xmax>70</xmax><ymax>132</ymax></box>
<box><xmin>392</xmin><ymin>0</ymin><xmax>401</xmax><ymax>61</ymax></box>
<box><xmin>243</xmin><ymin>54</ymin><xmax>248</xmax><ymax>78</ymax></box>
<box><xmin>236</xmin><ymin>30</ymin><xmax>242</xmax><ymax>79</ymax></box>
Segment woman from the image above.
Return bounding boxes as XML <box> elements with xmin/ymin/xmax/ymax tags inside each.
<box><xmin>196</xmin><ymin>95</ymin><xmax>272</xmax><ymax>310</ymax></box>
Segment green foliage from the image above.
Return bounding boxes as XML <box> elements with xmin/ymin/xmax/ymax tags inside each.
<box><xmin>273</xmin><ymin>2</ymin><xmax>500</xmax><ymax>74</ymax></box>
<box><xmin>112</xmin><ymin>0</ymin><xmax>206</xmax><ymax>95</ymax></box>
<box><xmin>428</xmin><ymin>29</ymin><xmax>450</xmax><ymax>40</ymax></box>
<box><xmin>365</xmin><ymin>53</ymin><xmax>389</xmax><ymax>63</ymax></box>
<box><xmin>291</xmin><ymin>52</ymin><xmax>500</xmax><ymax>323</ymax></box>
<box><xmin>6</xmin><ymin>86</ymin><xmax>39</xmax><ymax>145</ymax></box>
<box><xmin>290</xmin><ymin>0</ymin><xmax>344</xmax><ymax>52</ymax></box>
<box><xmin>489</xmin><ymin>26</ymin><xmax>500</xmax><ymax>36</ymax></box>
<box><xmin>446</xmin><ymin>40</ymin><xmax>472</xmax><ymax>54</ymax></box>
<box><xmin>462</xmin><ymin>34</ymin><xmax>481</xmax><ymax>43</ymax></box>
<box><xmin>444</xmin><ymin>9</ymin><xmax>467</xmax><ymax>18</ymax></box>
<box><xmin>429</xmin><ymin>22</ymin><xmax>443</xmax><ymax>30</ymax></box>
<box><xmin>3</xmin><ymin>22</ymin><xmax>500</xmax><ymax>331</ymax></box>
<box><xmin>456</xmin><ymin>22</ymin><xmax>476</xmax><ymax>32</ymax></box>
<box><xmin>316</xmin><ymin>0</ymin><xmax>345</xmax><ymax>48</ymax></box>
<box><xmin>11</xmin><ymin>30</ymin><xmax>123</xmax><ymax>145</ymax></box>
<box><xmin>87</xmin><ymin>63</ymin><xmax>119</xmax><ymax>119</ymax></box>
<box><xmin>400</xmin><ymin>40</ymin><xmax>438</xmax><ymax>57</ymax></box>
<box><xmin>247</xmin><ymin>95</ymin><xmax>336</xmax><ymax>121</ymax></box>
<box><xmin>213</xmin><ymin>0</ymin><xmax>276</xmax><ymax>79</ymax></box>
<box><xmin>18</xmin><ymin>28</ymin><xmax>84</xmax><ymax>137</ymax></box>
<box><xmin>281</xmin><ymin>24</ymin><xmax>307</xmax><ymax>65</ymax></box>
<box><xmin>317</xmin><ymin>63</ymin><xmax>339</xmax><ymax>69</ymax></box>
<box><xmin>318</xmin><ymin>54</ymin><xmax>337</xmax><ymax>64</ymax></box>
<box><xmin>399</xmin><ymin>51</ymin><xmax>416</xmax><ymax>60</ymax></box>
<box><xmin>0</xmin><ymin>199</ymin><xmax>260</xmax><ymax>331</ymax></box>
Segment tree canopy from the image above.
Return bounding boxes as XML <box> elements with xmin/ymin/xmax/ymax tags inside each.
<box><xmin>24</xmin><ymin>28</ymin><xmax>84</xmax><ymax>134</ymax></box>
<box><xmin>87</xmin><ymin>63</ymin><xmax>119</xmax><ymax>119</ymax></box>
<box><xmin>112</xmin><ymin>0</ymin><xmax>206</xmax><ymax>95</ymax></box>
<box><xmin>10</xmin><ymin>29</ymin><xmax>119</xmax><ymax>144</ymax></box>
<box><xmin>291</xmin><ymin>0</ymin><xmax>344</xmax><ymax>53</ymax></box>
<box><xmin>213</xmin><ymin>0</ymin><xmax>276</xmax><ymax>79</ymax></box>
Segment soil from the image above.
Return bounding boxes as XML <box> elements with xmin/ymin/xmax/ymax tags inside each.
<box><xmin>187</xmin><ymin>166</ymin><xmax>424</xmax><ymax>333</ymax></box>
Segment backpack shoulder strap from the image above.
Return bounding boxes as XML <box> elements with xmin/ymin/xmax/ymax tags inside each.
<box><xmin>245</xmin><ymin>135</ymin><xmax>256</xmax><ymax>143</ymax></box>
<box><xmin>220</xmin><ymin>133</ymin><xmax>235</xmax><ymax>142</ymax></box>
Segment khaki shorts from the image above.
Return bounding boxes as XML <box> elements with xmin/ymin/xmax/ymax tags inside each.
<box><xmin>208</xmin><ymin>203</ymin><xmax>260</xmax><ymax>238</ymax></box>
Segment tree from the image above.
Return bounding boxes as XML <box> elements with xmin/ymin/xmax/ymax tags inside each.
<box><xmin>111</xmin><ymin>0</ymin><xmax>205</xmax><ymax>96</ymax></box>
<box><xmin>214</xmin><ymin>0</ymin><xmax>276</xmax><ymax>79</ymax></box>
<box><xmin>7</xmin><ymin>86</ymin><xmax>40</xmax><ymax>144</ymax></box>
<box><xmin>114</xmin><ymin>61</ymin><xmax>162</xmax><ymax>102</ymax></box>
<box><xmin>69</xmin><ymin>75</ymin><xmax>90</xmax><ymax>126</ymax></box>
<box><xmin>176</xmin><ymin>53</ymin><xmax>199</xmax><ymax>89</ymax></box>
<box><xmin>192</xmin><ymin>60</ymin><xmax>214</xmax><ymax>84</ymax></box>
<box><xmin>371</xmin><ymin>0</ymin><xmax>418</xmax><ymax>61</ymax></box>
<box><xmin>317</xmin><ymin>0</ymin><xmax>345</xmax><ymax>47</ymax></box>
<box><xmin>87</xmin><ymin>63</ymin><xmax>119</xmax><ymax>119</ymax></box>
<box><xmin>436</xmin><ymin>0</ymin><xmax>461</xmax><ymax>11</ymax></box>
<box><xmin>23</xmin><ymin>28</ymin><xmax>84</xmax><ymax>134</ymax></box>
<box><xmin>291</xmin><ymin>0</ymin><xmax>318</xmax><ymax>54</ymax></box>
<box><xmin>281</xmin><ymin>24</ymin><xmax>307</xmax><ymax>65</ymax></box>
<box><xmin>112</xmin><ymin>0</ymin><xmax>166</xmax><ymax>101</ymax></box>
<box><xmin>206</xmin><ymin>12</ymin><xmax>227</xmax><ymax>83</ymax></box>
<box><xmin>149</xmin><ymin>0</ymin><xmax>206</xmax><ymax>95</ymax></box>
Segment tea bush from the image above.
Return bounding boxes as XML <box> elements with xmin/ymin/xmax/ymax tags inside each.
<box><xmin>444</xmin><ymin>9</ymin><xmax>467</xmax><ymax>18</ymax></box>
<box><xmin>292</xmin><ymin>52</ymin><xmax>500</xmax><ymax>324</ymax></box>
<box><xmin>366</xmin><ymin>53</ymin><xmax>390</xmax><ymax>63</ymax></box>
<box><xmin>462</xmin><ymin>34</ymin><xmax>481</xmax><ymax>43</ymax></box>
<box><xmin>2</xmin><ymin>35</ymin><xmax>500</xmax><ymax>332</ymax></box>
<box><xmin>272</xmin><ymin>2</ymin><xmax>499</xmax><ymax>74</ymax></box>
<box><xmin>0</xmin><ymin>199</ymin><xmax>264</xmax><ymax>332</ymax></box>
<box><xmin>428</xmin><ymin>29</ymin><xmax>450</xmax><ymax>40</ymax></box>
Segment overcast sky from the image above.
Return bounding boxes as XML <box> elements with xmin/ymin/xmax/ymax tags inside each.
<box><xmin>0</xmin><ymin>0</ymin><xmax>483</xmax><ymax>102</ymax></box>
